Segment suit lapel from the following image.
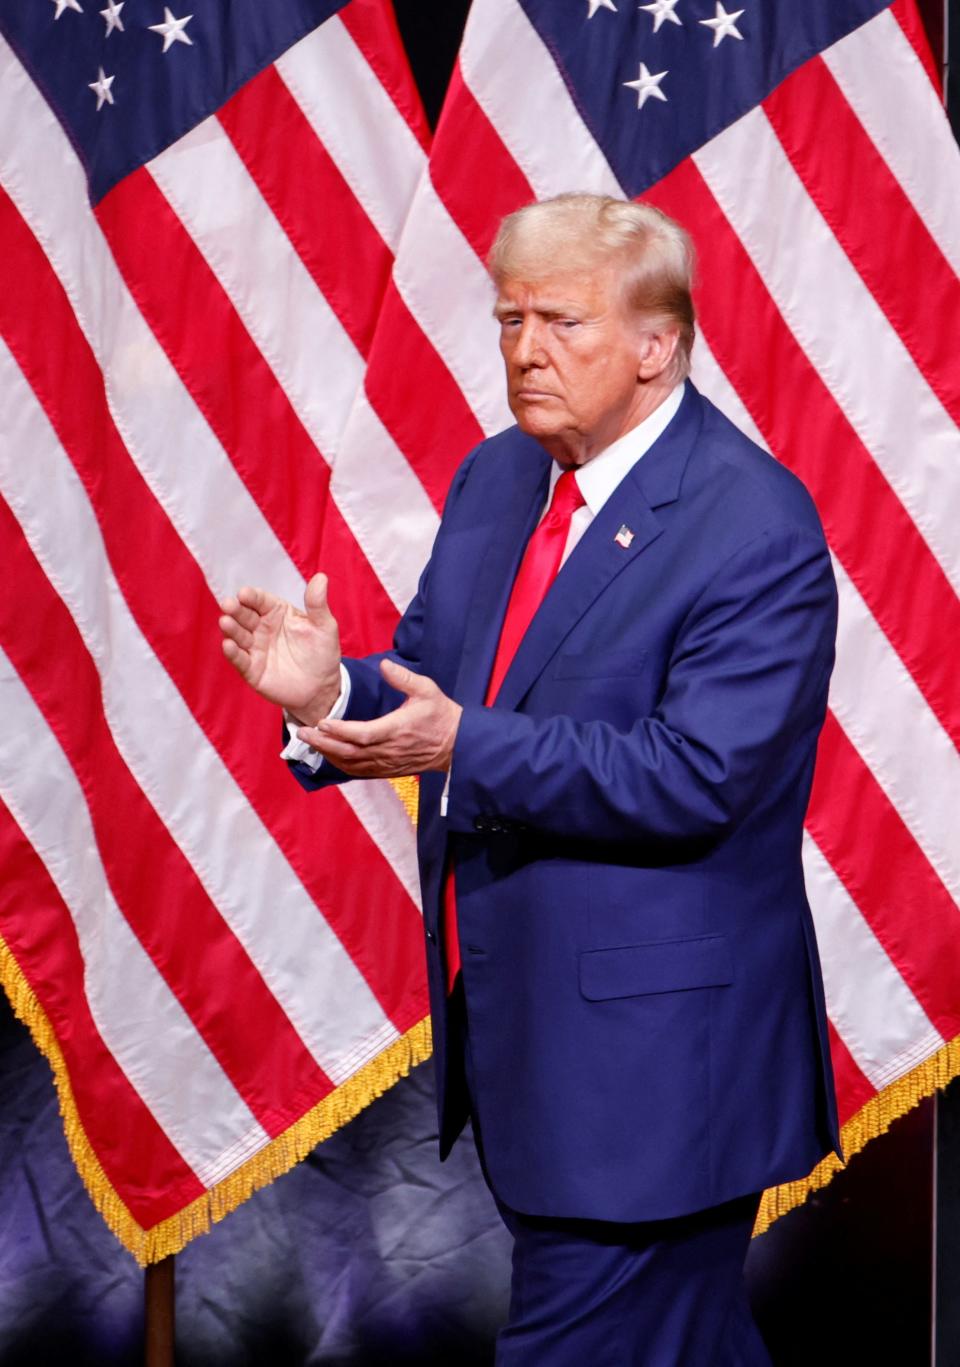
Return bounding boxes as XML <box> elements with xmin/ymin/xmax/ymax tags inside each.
<box><xmin>453</xmin><ymin>434</ymin><xmax>551</xmax><ymax>706</ymax></box>
<box><xmin>493</xmin><ymin>384</ymin><xmax>705</xmax><ymax>711</ymax></box>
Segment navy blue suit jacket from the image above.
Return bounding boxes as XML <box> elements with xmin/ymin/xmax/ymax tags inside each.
<box><xmin>291</xmin><ymin>383</ymin><xmax>841</xmax><ymax>1224</ymax></box>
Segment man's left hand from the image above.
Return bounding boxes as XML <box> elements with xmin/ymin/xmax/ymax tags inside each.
<box><xmin>297</xmin><ymin>659</ymin><xmax>462</xmax><ymax>777</ymax></box>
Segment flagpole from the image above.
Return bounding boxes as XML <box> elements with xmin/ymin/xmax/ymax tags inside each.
<box><xmin>144</xmin><ymin>1255</ymin><xmax>175</xmax><ymax>1367</ymax></box>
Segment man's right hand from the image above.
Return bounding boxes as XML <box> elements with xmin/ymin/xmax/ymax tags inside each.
<box><xmin>219</xmin><ymin>573</ymin><xmax>343</xmax><ymax>726</ymax></box>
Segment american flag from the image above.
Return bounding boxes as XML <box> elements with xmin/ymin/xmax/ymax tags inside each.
<box><xmin>0</xmin><ymin>0</ymin><xmax>434</xmax><ymax>1263</ymax></box>
<box><xmin>0</xmin><ymin>0</ymin><xmax>958</xmax><ymax>1262</ymax></box>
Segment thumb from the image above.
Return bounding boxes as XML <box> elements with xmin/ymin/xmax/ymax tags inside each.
<box><xmin>303</xmin><ymin>572</ymin><xmax>335</xmax><ymax>628</ymax></box>
<box><xmin>380</xmin><ymin>658</ymin><xmax>432</xmax><ymax>698</ymax></box>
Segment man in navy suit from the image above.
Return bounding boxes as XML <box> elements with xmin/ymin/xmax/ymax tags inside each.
<box><xmin>220</xmin><ymin>194</ymin><xmax>839</xmax><ymax>1364</ymax></box>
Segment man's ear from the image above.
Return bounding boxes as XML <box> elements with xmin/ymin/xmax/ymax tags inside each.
<box><xmin>637</xmin><ymin>326</ymin><xmax>680</xmax><ymax>381</ymax></box>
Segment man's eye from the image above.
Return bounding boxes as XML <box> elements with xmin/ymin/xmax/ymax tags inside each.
<box><xmin>557</xmin><ymin>319</ymin><xmax>580</xmax><ymax>330</ymax></box>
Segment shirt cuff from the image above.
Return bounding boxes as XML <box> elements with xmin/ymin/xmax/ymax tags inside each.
<box><xmin>279</xmin><ymin>664</ymin><xmax>351</xmax><ymax>772</ymax></box>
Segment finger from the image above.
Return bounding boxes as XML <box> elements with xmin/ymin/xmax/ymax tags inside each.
<box><xmin>298</xmin><ymin>734</ymin><xmax>411</xmax><ymax>779</ymax></box>
<box><xmin>220</xmin><ymin>600</ymin><xmax>261</xmax><ymax>633</ymax></box>
<box><xmin>218</xmin><ymin>615</ymin><xmax>253</xmax><ymax>650</ymax></box>
<box><xmin>380</xmin><ymin>658</ymin><xmax>433</xmax><ymax>698</ymax></box>
<box><xmin>221</xmin><ymin>638</ymin><xmax>251</xmax><ymax>675</ymax></box>
<box><xmin>303</xmin><ymin>572</ymin><xmax>336</xmax><ymax>628</ymax></box>
<box><xmin>297</xmin><ymin>730</ymin><xmax>358</xmax><ymax>760</ymax></box>
<box><xmin>295</xmin><ymin>730</ymin><xmax>376</xmax><ymax>768</ymax></box>
<box><xmin>312</xmin><ymin>713</ymin><xmax>398</xmax><ymax>748</ymax></box>
<box><xmin>236</xmin><ymin>584</ymin><xmax>278</xmax><ymax>616</ymax></box>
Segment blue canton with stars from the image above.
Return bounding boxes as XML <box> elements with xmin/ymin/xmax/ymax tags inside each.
<box><xmin>521</xmin><ymin>0</ymin><xmax>892</xmax><ymax>196</ymax></box>
<box><xmin>0</xmin><ymin>0</ymin><xmax>350</xmax><ymax>204</ymax></box>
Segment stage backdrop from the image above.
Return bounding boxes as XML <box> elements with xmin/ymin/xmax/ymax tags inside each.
<box><xmin>0</xmin><ymin>0</ymin><xmax>958</xmax><ymax>1298</ymax></box>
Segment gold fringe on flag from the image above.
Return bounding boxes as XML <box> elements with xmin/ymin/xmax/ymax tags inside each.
<box><xmin>0</xmin><ymin>930</ymin><xmax>433</xmax><ymax>1266</ymax></box>
<box><xmin>754</xmin><ymin>1033</ymin><xmax>960</xmax><ymax>1236</ymax></box>
<box><xmin>389</xmin><ymin>775</ymin><xmax>420</xmax><ymax>822</ymax></box>
<box><xmin>6</xmin><ymin>898</ymin><xmax>960</xmax><ymax>1260</ymax></box>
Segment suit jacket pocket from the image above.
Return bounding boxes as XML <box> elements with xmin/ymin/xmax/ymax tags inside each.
<box><xmin>553</xmin><ymin>647</ymin><xmax>646</xmax><ymax>680</ymax></box>
<box><xmin>579</xmin><ymin>935</ymin><xmax>733</xmax><ymax>1001</ymax></box>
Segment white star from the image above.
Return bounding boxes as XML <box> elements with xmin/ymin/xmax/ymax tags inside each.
<box><xmin>88</xmin><ymin>66</ymin><xmax>115</xmax><ymax>111</ymax></box>
<box><xmin>100</xmin><ymin>0</ymin><xmax>124</xmax><ymax>35</ymax></box>
<box><xmin>699</xmin><ymin>2</ymin><xmax>745</xmax><ymax>47</ymax></box>
<box><xmin>623</xmin><ymin>61</ymin><xmax>668</xmax><ymax>109</ymax></box>
<box><xmin>639</xmin><ymin>0</ymin><xmax>682</xmax><ymax>33</ymax></box>
<box><xmin>148</xmin><ymin>7</ymin><xmax>194</xmax><ymax>52</ymax></box>
<box><xmin>52</xmin><ymin>0</ymin><xmax>83</xmax><ymax>17</ymax></box>
<box><xmin>587</xmin><ymin>0</ymin><xmax>617</xmax><ymax>14</ymax></box>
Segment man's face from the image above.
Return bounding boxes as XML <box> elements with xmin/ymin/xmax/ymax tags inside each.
<box><xmin>495</xmin><ymin>265</ymin><xmax>651</xmax><ymax>464</ymax></box>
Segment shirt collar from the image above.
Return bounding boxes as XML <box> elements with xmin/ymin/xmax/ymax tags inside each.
<box><xmin>547</xmin><ymin>382</ymin><xmax>685</xmax><ymax>516</ymax></box>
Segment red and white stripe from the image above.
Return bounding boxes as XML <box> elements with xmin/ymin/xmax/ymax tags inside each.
<box><xmin>0</xmin><ymin>1</ymin><xmax>434</xmax><ymax>1242</ymax></box>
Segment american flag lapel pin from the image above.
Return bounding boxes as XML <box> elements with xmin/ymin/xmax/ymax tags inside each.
<box><xmin>614</xmin><ymin>525</ymin><xmax>635</xmax><ymax>549</ymax></box>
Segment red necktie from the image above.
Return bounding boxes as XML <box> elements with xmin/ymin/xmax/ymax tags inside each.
<box><xmin>443</xmin><ymin>470</ymin><xmax>586</xmax><ymax>991</ymax></box>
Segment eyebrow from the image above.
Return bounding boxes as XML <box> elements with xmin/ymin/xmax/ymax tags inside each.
<box><xmin>493</xmin><ymin>300</ymin><xmax>587</xmax><ymax>320</ymax></box>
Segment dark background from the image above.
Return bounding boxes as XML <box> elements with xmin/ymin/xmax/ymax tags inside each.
<box><xmin>2</xmin><ymin>3</ymin><xmax>957</xmax><ymax>1364</ymax></box>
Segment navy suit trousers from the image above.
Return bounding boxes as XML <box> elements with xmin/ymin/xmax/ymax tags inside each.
<box><xmin>457</xmin><ymin>983</ymin><xmax>772</xmax><ymax>1366</ymax></box>
<box><xmin>491</xmin><ymin>1195</ymin><xmax>771</xmax><ymax>1367</ymax></box>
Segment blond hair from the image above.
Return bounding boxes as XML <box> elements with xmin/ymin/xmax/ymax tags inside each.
<box><xmin>488</xmin><ymin>193</ymin><xmax>696</xmax><ymax>380</ymax></box>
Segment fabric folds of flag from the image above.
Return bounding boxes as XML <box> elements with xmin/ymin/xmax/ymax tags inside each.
<box><xmin>0</xmin><ymin>0</ymin><xmax>436</xmax><ymax>1264</ymax></box>
<box><xmin>1</xmin><ymin>0</ymin><xmax>958</xmax><ymax>1266</ymax></box>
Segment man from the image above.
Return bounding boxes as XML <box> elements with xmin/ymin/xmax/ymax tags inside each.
<box><xmin>219</xmin><ymin>194</ymin><xmax>839</xmax><ymax>1364</ymax></box>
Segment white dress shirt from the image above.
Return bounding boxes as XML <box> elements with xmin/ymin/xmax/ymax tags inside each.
<box><xmin>281</xmin><ymin>382</ymin><xmax>684</xmax><ymax>773</ymax></box>
<box><xmin>550</xmin><ymin>380</ymin><xmax>683</xmax><ymax>568</ymax></box>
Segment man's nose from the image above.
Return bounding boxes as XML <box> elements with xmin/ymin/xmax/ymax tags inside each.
<box><xmin>513</xmin><ymin>318</ymin><xmax>546</xmax><ymax>367</ymax></box>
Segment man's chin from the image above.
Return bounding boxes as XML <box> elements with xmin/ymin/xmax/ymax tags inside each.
<box><xmin>512</xmin><ymin>405</ymin><xmax>567</xmax><ymax>440</ymax></box>
<box><xmin>517</xmin><ymin>421</ymin><xmax>561</xmax><ymax>446</ymax></box>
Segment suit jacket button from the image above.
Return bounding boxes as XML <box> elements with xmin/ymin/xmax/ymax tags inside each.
<box><xmin>426</xmin><ymin>930</ymin><xmax>437</xmax><ymax>944</ymax></box>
